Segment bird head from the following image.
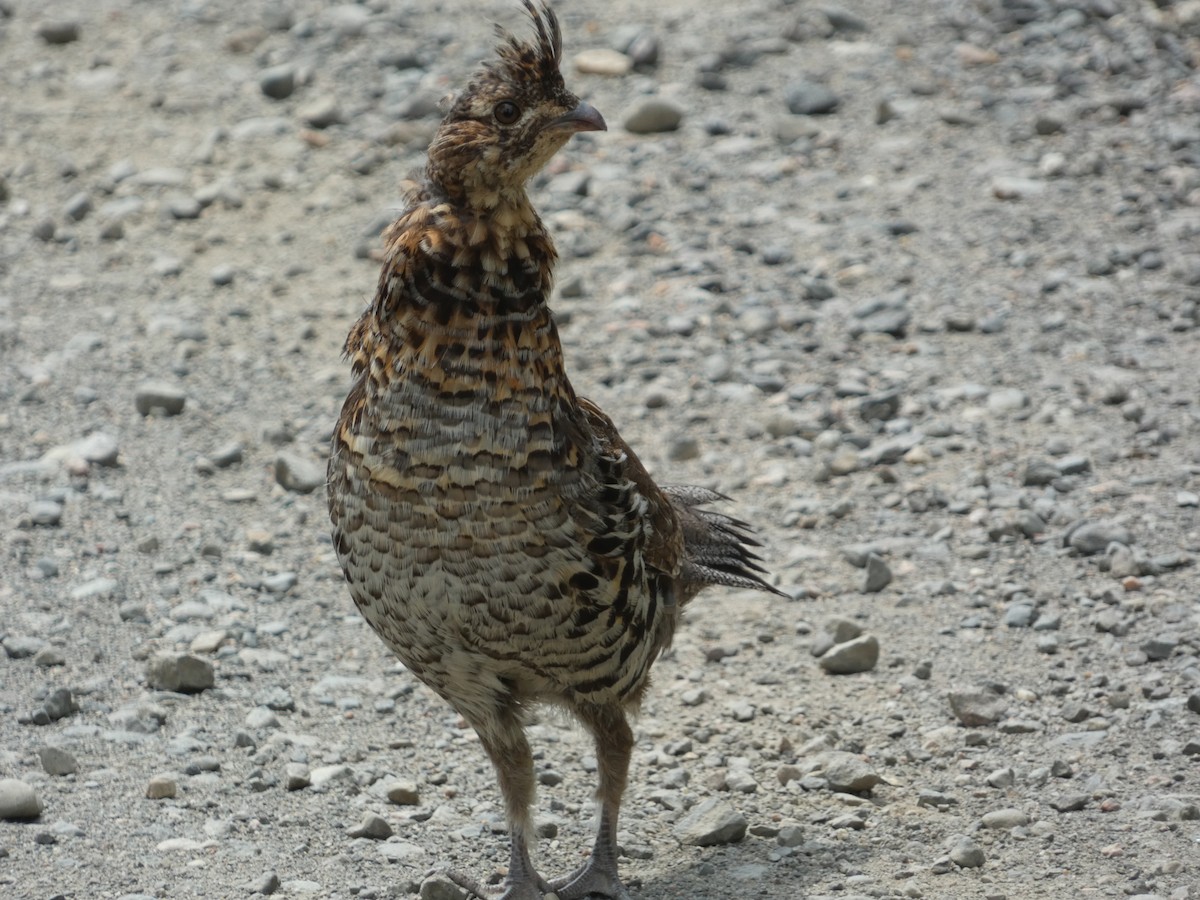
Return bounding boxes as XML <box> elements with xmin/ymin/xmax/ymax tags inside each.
<box><xmin>425</xmin><ymin>1</ymin><xmax>606</xmax><ymax>210</ymax></box>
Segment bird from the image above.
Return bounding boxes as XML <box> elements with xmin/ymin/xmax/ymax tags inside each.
<box><xmin>326</xmin><ymin>3</ymin><xmax>784</xmax><ymax>898</ymax></box>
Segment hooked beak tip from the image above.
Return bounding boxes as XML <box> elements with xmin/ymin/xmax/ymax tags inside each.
<box><xmin>549</xmin><ymin>101</ymin><xmax>607</xmax><ymax>134</ymax></box>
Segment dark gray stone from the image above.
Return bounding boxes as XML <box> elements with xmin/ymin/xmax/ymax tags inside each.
<box><xmin>36</xmin><ymin>20</ymin><xmax>80</xmax><ymax>44</ymax></box>
<box><xmin>260</xmin><ymin>64</ymin><xmax>296</xmax><ymax>100</ymax></box>
<box><xmin>785</xmin><ymin>79</ymin><xmax>839</xmax><ymax>115</ymax></box>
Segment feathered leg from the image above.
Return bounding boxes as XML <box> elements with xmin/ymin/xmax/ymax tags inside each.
<box><xmin>549</xmin><ymin>703</ymin><xmax>634</xmax><ymax>900</ymax></box>
<box><xmin>449</xmin><ymin>704</ymin><xmax>551</xmax><ymax>900</ymax></box>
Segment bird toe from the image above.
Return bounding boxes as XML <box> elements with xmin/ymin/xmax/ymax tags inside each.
<box><xmin>445</xmin><ymin>869</ymin><xmax>551</xmax><ymax>900</ymax></box>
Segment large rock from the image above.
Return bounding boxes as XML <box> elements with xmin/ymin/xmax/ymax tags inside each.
<box><xmin>0</xmin><ymin>779</ymin><xmax>43</xmax><ymax>820</ymax></box>
<box><xmin>948</xmin><ymin>690</ymin><xmax>1006</xmax><ymax>726</ymax></box>
<box><xmin>672</xmin><ymin>798</ymin><xmax>747</xmax><ymax>846</ymax></box>
<box><xmin>806</xmin><ymin>751</ymin><xmax>881</xmax><ymax>793</ymax></box>
<box><xmin>1066</xmin><ymin>519</ymin><xmax>1134</xmax><ymax>555</ymax></box>
<box><xmin>146</xmin><ymin>653</ymin><xmax>215</xmax><ymax>693</ymax></box>
<box><xmin>818</xmin><ymin>635</ymin><xmax>880</xmax><ymax>675</ymax></box>
<box><xmin>275</xmin><ymin>453</ymin><xmax>325</xmax><ymax>494</ymax></box>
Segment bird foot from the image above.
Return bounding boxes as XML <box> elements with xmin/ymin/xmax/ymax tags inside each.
<box><xmin>445</xmin><ymin>869</ymin><xmax>554</xmax><ymax>900</ymax></box>
<box><xmin>545</xmin><ymin>860</ymin><xmax>632</xmax><ymax>900</ymax></box>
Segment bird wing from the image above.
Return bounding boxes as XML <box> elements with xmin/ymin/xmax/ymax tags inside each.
<box><xmin>572</xmin><ymin>395</ymin><xmax>684</xmax><ymax>583</ymax></box>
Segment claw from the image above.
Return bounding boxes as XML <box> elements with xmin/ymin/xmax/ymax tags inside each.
<box><xmin>545</xmin><ymin>858</ymin><xmax>632</xmax><ymax>900</ymax></box>
<box><xmin>444</xmin><ymin>869</ymin><xmax>554</xmax><ymax>900</ymax></box>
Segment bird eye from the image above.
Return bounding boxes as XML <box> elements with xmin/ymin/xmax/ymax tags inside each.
<box><xmin>493</xmin><ymin>100</ymin><xmax>521</xmax><ymax>125</ymax></box>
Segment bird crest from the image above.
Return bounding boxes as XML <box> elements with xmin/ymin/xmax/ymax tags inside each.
<box><xmin>489</xmin><ymin>1</ymin><xmax>564</xmax><ymax>87</ymax></box>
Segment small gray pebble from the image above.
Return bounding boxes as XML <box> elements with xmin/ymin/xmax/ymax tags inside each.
<box><xmin>623</xmin><ymin>99</ymin><xmax>683</xmax><ymax>134</ymax></box>
<box><xmin>626</xmin><ymin>33</ymin><xmax>660</xmax><ymax>68</ymax></box>
<box><xmin>166</xmin><ymin>193</ymin><xmax>202</xmax><ymax>220</ymax></box>
<box><xmin>810</xmin><ymin>751</ymin><xmax>880</xmax><ymax>793</ymax></box>
<box><xmin>1004</xmin><ymin>603</ymin><xmax>1036</xmax><ymax>628</ymax></box>
<box><xmin>385</xmin><ymin>779</ymin><xmax>421</xmax><ymax>804</ymax></box>
<box><xmin>347</xmin><ymin>812</ymin><xmax>393</xmax><ymax>840</ymax></box>
<box><xmin>210</xmin><ymin>442</ymin><xmax>244</xmax><ymax>468</ymax></box>
<box><xmin>210</xmin><ymin>265</ymin><xmax>235</xmax><ymax>286</ymax></box>
<box><xmin>135</xmin><ymin>382</ymin><xmax>186</xmax><ymax>417</ymax></box>
<box><xmin>5</xmin><ymin>636</ymin><xmax>48</xmax><ymax>659</ymax></box>
<box><xmin>274</xmin><ymin>452</ymin><xmax>324</xmax><ymax>493</ymax></box>
<box><xmin>948</xmin><ymin>690</ymin><xmax>1005</xmax><ymax>726</ymax></box>
<box><xmin>419</xmin><ymin>875</ymin><xmax>467</xmax><ymax>900</ymax></box>
<box><xmin>260</xmin><ymin>64</ymin><xmax>296</xmax><ymax>100</ymax></box>
<box><xmin>1054</xmin><ymin>454</ymin><xmax>1091</xmax><ymax>475</ymax></box>
<box><xmin>38</xmin><ymin>747</ymin><xmax>79</xmax><ymax>777</ymax></box>
<box><xmin>824</xmin><ymin>617</ymin><xmax>863</xmax><ymax>643</ymax></box>
<box><xmin>981</xmin><ymin>808</ymin><xmax>1029</xmax><ymax>829</ymax></box>
<box><xmin>1066</xmin><ymin>519</ymin><xmax>1134</xmax><ymax>555</ymax></box>
<box><xmin>37</xmin><ymin>20</ymin><xmax>80</xmax><ymax>44</ymax></box>
<box><xmin>949</xmin><ymin>835</ymin><xmax>985</xmax><ymax>868</ymax></box>
<box><xmin>28</xmin><ymin>500</ymin><xmax>64</xmax><ymax>526</ymax></box>
<box><xmin>666</xmin><ymin>437</ymin><xmax>700</xmax><ymax>462</ymax></box>
<box><xmin>1050</xmin><ymin>794</ymin><xmax>1090</xmax><ymax>813</ymax></box>
<box><xmin>818</xmin><ymin>635</ymin><xmax>879</xmax><ymax>675</ymax></box>
<box><xmin>1141</xmin><ymin>635</ymin><xmax>1178</xmax><ymax>662</ymax></box>
<box><xmin>64</xmin><ymin>192</ymin><xmax>92</xmax><ymax>221</ymax></box>
<box><xmin>299</xmin><ymin>95</ymin><xmax>343</xmax><ymax>128</ymax></box>
<box><xmin>986</xmin><ymin>768</ymin><xmax>1015</xmax><ymax>789</ymax></box>
<box><xmin>862</xmin><ymin>554</ymin><xmax>892</xmax><ymax>593</ymax></box>
<box><xmin>284</xmin><ymin>763</ymin><xmax>311</xmax><ymax>791</ymax></box>
<box><xmin>253</xmin><ymin>871</ymin><xmax>282</xmax><ymax>896</ymax></box>
<box><xmin>777</xmin><ymin>824</ymin><xmax>804</xmax><ymax>847</ymax></box>
<box><xmin>33</xmin><ymin>646</ymin><xmax>66</xmax><ymax>667</ymax></box>
<box><xmin>263</xmin><ymin>575</ymin><xmax>297</xmax><ymax>595</ymax></box>
<box><xmin>821</xmin><ymin>4</ymin><xmax>870</xmax><ymax>32</ymax></box>
<box><xmin>41</xmin><ymin>688</ymin><xmax>76</xmax><ymax>722</ymax></box>
<box><xmin>145</xmin><ymin>775</ymin><xmax>177</xmax><ymax>800</ymax></box>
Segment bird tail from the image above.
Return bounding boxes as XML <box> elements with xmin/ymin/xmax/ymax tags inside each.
<box><xmin>662</xmin><ymin>485</ymin><xmax>787</xmax><ymax>601</ymax></box>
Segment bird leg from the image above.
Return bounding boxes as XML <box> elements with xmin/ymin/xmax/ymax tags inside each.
<box><xmin>548</xmin><ymin>703</ymin><xmax>634</xmax><ymax>900</ymax></box>
<box><xmin>448</xmin><ymin>704</ymin><xmax>551</xmax><ymax>900</ymax></box>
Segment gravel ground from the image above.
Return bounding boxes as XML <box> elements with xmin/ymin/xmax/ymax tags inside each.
<box><xmin>3</xmin><ymin>1</ymin><xmax>1200</xmax><ymax>898</ymax></box>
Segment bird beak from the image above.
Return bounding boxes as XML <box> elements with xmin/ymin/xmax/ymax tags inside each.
<box><xmin>546</xmin><ymin>101</ymin><xmax>607</xmax><ymax>134</ymax></box>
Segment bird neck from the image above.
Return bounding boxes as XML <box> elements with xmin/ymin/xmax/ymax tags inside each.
<box><xmin>348</xmin><ymin>207</ymin><xmax>576</xmax><ymax>415</ymax></box>
<box><xmin>350</xmin><ymin>193</ymin><xmax>565</xmax><ymax>379</ymax></box>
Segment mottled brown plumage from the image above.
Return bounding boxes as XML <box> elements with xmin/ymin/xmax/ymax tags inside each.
<box><xmin>327</xmin><ymin>4</ymin><xmax>782</xmax><ymax>898</ymax></box>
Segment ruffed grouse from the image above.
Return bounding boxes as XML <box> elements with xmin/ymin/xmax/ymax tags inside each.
<box><xmin>327</xmin><ymin>4</ymin><xmax>783</xmax><ymax>898</ymax></box>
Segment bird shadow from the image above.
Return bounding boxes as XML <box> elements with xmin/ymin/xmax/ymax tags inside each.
<box><xmin>613</xmin><ymin>835</ymin><xmax>857</xmax><ymax>900</ymax></box>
